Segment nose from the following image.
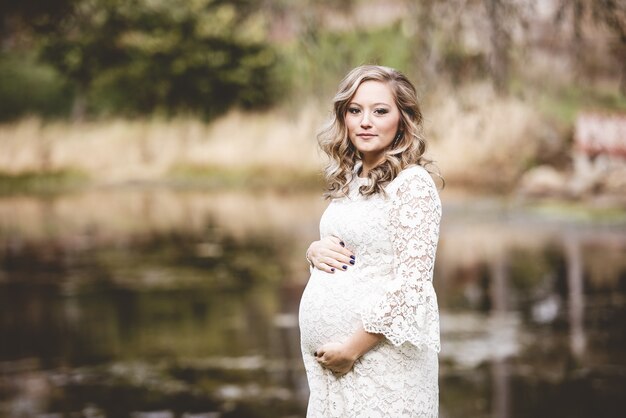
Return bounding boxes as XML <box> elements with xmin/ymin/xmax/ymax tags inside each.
<box><xmin>360</xmin><ymin>112</ymin><xmax>372</xmax><ymax>128</ymax></box>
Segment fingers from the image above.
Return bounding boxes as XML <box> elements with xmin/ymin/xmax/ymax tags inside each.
<box><xmin>309</xmin><ymin>237</ymin><xmax>356</xmax><ymax>272</ymax></box>
<box><xmin>316</xmin><ymin>262</ymin><xmax>336</xmax><ymax>274</ymax></box>
<box><xmin>315</xmin><ymin>353</ymin><xmax>330</xmax><ymax>369</ymax></box>
<box><xmin>314</xmin><ymin>255</ymin><xmax>355</xmax><ymax>273</ymax></box>
<box><xmin>315</xmin><ymin>353</ymin><xmax>351</xmax><ymax>375</ymax></box>
<box><xmin>324</xmin><ymin>236</ymin><xmax>355</xmax><ymax>259</ymax></box>
<box><xmin>320</xmin><ymin>255</ymin><xmax>352</xmax><ymax>272</ymax></box>
<box><xmin>315</xmin><ymin>351</ymin><xmax>327</xmax><ymax>366</ymax></box>
<box><xmin>317</xmin><ymin>357</ymin><xmax>331</xmax><ymax>371</ymax></box>
<box><xmin>315</xmin><ymin>344</ymin><xmax>348</xmax><ymax>374</ymax></box>
<box><xmin>325</xmin><ymin>251</ymin><xmax>356</xmax><ymax>268</ymax></box>
<box><xmin>314</xmin><ymin>347</ymin><xmax>325</xmax><ymax>358</ymax></box>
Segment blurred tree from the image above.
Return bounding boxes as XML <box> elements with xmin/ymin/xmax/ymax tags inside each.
<box><xmin>2</xmin><ymin>0</ymin><xmax>279</xmax><ymax>119</ymax></box>
<box><xmin>406</xmin><ymin>0</ymin><xmax>437</xmax><ymax>82</ymax></box>
<box><xmin>479</xmin><ymin>0</ymin><xmax>531</xmax><ymax>94</ymax></box>
<box><xmin>0</xmin><ymin>0</ymin><xmax>75</xmax><ymax>46</ymax></box>
<box><xmin>0</xmin><ymin>51</ymin><xmax>73</xmax><ymax>120</ymax></box>
<box><xmin>88</xmin><ymin>0</ymin><xmax>278</xmax><ymax>118</ymax></box>
<box><xmin>0</xmin><ymin>0</ymin><xmax>77</xmax><ymax>120</ymax></box>
<box><xmin>484</xmin><ymin>0</ymin><xmax>511</xmax><ymax>94</ymax></box>
<box><xmin>37</xmin><ymin>0</ymin><xmax>131</xmax><ymax>119</ymax></box>
<box><xmin>556</xmin><ymin>0</ymin><xmax>626</xmax><ymax>95</ymax></box>
<box><xmin>403</xmin><ymin>0</ymin><xmax>528</xmax><ymax>92</ymax></box>
<box><xmin>287</xmin><ymin>0</ymin><xmax>356</xmax><ymax>95</ymax></box>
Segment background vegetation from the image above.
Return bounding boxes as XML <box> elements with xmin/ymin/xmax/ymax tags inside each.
<box><xmin>0</xmin><ymin>0</ymin><xmax>625</xmax><ymax>193</ymax></box>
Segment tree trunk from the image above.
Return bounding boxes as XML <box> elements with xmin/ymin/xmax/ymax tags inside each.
<box><xmin>617</xmin><ymin>31</ymin><xmax>626</xmax><ymax>96</ymax></box>
<box><xmin>571</xmin><ymin>0</ymin><xmax>584</xmax><ymax>81</ymax></box>
<box><xmin>486</xmin><ymin>0</ymin><xmax>510</xmax><ymax>94</ymax></box>
<box><xmin>408</xmin><ymin>0</ymin><xmax>437</xmax><ymax>83</ymax></box>
<box><xmin>71</xmin><ymin>87</ymin><xmax>87</xmax><ymax>122</ymax></box>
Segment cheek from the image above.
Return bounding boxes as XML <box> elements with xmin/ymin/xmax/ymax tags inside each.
<box><xmin>379</xmin><ymin>122</ymin><xmax>396</xmax><ymax>139</ymax></box>
<box><xmin>345</xmin><ymin>116</ymin><xmax>357</xmax><ymax>135</ymax></box>
<box><xmin>383</xmin><ymin>116</ymin><xmax>401</xmax><ymax>136</ymax></box>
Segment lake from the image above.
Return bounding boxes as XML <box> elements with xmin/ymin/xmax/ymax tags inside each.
<box><xmin>0</xmin><ymin>187</ymin><xmax>625</xmax><ymax>418</ymax></box>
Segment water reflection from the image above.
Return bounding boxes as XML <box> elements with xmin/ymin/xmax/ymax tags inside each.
<box><xmin>438</xmin><ymin>196</ymin><xmax>626</xmax><ymax>418</ymax></box>
<box><xmin>0</xmin><ymin>189</ymin><xmax>625</xmax><ymax>417</ymax></box>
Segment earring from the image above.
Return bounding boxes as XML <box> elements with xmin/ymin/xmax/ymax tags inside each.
<box><xmin>393</xmin><ymin>132</ymin><xmax>402</xmax><ymax>146</ymax></box>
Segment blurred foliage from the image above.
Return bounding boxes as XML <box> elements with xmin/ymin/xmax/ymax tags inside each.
<box><xmin>280</xmin><ymin>22</ymin><xmax>413</xmax><ymax>99</ymax></box>
<box><xmin>535</xmin><ymin>84</ymin><xmax>626</xmax><ymax>124</ymax></box>
<box><xmin>0</xmin><ymin>169</ymin><xmax>88</xmax><ymax>195</ymax></box>
<box><xmin>440</xmin><ymin>43</ymin><xmax>487</xmax><ymax>86</ymax></box>
<box><xmin>2</xmin><ymin>0</ymin><xmax>279</xmax><ymax>120</ymax></box>
<box><xmin>0</xmin><ymin>0</ymin><xmax>506</xmax><ymax>120</ymax></box>
<box><xmin>0</xmin><ymin>0</ymin><xmax>623</xmax><ymax>120</ymax></box>
<box><xmin>0</xmin><ymin>51</ymin><xmax>73</xmax><ymax>119</ymax></box>
<box><xmin>169</xmin><ymin>164</ymin><xmax>324</xmax><ymax>191</ymax></box>
<box><xmin>0</xmin><ymin>0</ymin><xmax>76</xmax><ymax>34</ymax></box>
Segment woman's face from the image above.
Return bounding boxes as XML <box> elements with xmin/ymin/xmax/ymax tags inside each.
<box><xmin>345</xmin><ymin>80</ymin><xmax>401</xmax><ymax>166</ymax></box>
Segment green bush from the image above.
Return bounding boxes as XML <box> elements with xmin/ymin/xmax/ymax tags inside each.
<box><xmin>279</xmin><ymin>23</ymin><xmax>414</xmax><ymax>100</ymax></box>
<box><xmin>35</xmin><ymin>0</ymin><xmax>281</xmax><ymax>119</ymax></box>
<box><xmin>0</xmin><ymin>51</ymin><xmax>73</xmax><ymax>120</ymax></box>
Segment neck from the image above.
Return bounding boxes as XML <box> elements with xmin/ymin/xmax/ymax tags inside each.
<box><xmin>360</xmin><ymin>155</ymin><xmax>384</xmax><ymax>177</ymax></box>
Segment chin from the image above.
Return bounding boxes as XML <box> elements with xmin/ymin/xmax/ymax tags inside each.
<box><xmin>356</xmin><ymin>146</ymin><xmax>381</xmax><ymax>154</ymax></box>
<box><xmin>354</xmin><ymin>142</ymin><xmax>378</xmax><ymax>151</ymax></box>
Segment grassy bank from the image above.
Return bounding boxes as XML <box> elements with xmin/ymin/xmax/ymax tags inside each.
<box><xmin>0</xmin><ymin>104</ymin><xmax>324</xmax><ymax>193</ymax></box>
<box><xmin>0</xmin><ymin>169</ymin><xmax>89</xmax><ymax>195</ymax></box>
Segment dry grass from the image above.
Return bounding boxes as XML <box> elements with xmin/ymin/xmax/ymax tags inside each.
<box><xmin>0</xmin><ymin>85</ymin><xmax>554</xmax><ymax>191</ymax></box>
<box><xmin>0</xmin><ymin>103</ymin><xmax>325</xmax><ymax>185</ymax></box>
<box><xmin>426</xmin><ymin>83</ymin><xmax>555</xmax><ymax>190</ymax></box>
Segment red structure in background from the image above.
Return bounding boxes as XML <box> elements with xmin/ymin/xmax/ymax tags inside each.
<box><xmin>574</xmin><ymin>113</ymin><xmax>626</xmax><ymax>160</ymax></box>
<box><xmin>568</xmin><ymin>112</ymin><xmax>626</xmax><ymax>199</ymax></box>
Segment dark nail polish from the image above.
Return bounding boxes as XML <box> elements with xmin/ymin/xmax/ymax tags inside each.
<box><xmin>349</xmin><ymin>260</ymin><xmax>355</xmax><ymax>265</ymax></box>
<box><xmin>342</xmin><ymin>265</ymin><xmax>347</xmax><ymax>270</ymax></box>
<box><xmin>350</xmin><ymin>255</ymin><xmax>355</xmax><ymax>260</ymax></box>
<box><xmin>340</xmin><ymin>241</ymin><xmax>345</xmax><ymax>247</ymax></box>
<box><xmin>331</xmin><ymin>268</ymin><xmax>335</xmax><ymax>272</ymax></box>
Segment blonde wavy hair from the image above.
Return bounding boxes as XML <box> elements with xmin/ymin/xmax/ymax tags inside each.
<box><xmin>318</xmin><ymin>65</ymin><xmax>436</xmax><ymax>198</ymax></box>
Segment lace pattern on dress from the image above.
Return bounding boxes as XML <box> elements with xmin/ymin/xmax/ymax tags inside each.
<box><xmin>360</xmin><ymin>167</ymin><xmax>442</xmax><ymax>352</ymax></box>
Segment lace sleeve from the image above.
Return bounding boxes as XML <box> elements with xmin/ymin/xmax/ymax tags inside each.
<box><xmin>361</xmin><ymin>167</ymin><xmax>442</xmax><ymax>352</ymax></box>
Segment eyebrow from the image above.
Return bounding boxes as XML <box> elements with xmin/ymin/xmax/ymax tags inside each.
<box><xmin>348</xmin><ymin>102</ymin><xmax>392</xmax><ymax>107</ymax></box>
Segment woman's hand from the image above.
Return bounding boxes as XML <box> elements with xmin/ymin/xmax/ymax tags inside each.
<box><xmin>315</xmin><ymin>327</ymin><xmax>384</xmax><ymax>375</ymax></box>
<box><xmin>306</xmin><ymin>236</ymin><xmax>355</xmax><ymax>273</ymax></box>
<box><xmin>314</xmin><ymin>342</ymin><xmax>358</xmax><ymax>375</ymax></box>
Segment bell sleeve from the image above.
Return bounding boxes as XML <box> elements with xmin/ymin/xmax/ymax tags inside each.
<box><xmin>360</xmin><ymin>167</ymin><xmax>442</xmax><ymax>352</ymax></box>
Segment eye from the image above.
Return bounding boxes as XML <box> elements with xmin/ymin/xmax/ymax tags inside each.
<box><xmin>347</xmin><ymin>107</ymin><xmax>361</xmax><ymax>115</ymax></box>
<box><xmin>374</xmin><ymin>108</ymin><xmax>389</xmax><ymax>115</ymax></box>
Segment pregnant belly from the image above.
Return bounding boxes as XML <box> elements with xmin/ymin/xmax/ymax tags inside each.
<box><xmin>298</xmin><ymin>269</ymin><xmax>372</xmax><ymax>352</ymax></box>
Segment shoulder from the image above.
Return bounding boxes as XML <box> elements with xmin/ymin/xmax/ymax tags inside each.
<box><xmin>387</xmin><ymin>165</ymin><xmax>437</xmax><ymax>195</ymax></box>
<box><xmin>396</xmin><ymin>165</ymin><xmax>432</xmax><ymax>182</ymax></box>
<box><xmin>387</xmin><ymin>166</ymin><xmax>442</xmax><ymax>221</ymax></box>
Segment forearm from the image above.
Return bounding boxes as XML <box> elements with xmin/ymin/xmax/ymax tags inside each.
<box><xmin>344</xmin><ymin>326</ymin><xmax>384</xmax><ymax>360</ymax></box>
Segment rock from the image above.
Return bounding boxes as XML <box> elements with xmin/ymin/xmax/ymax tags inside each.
<box><xmin>603</xmin><ymin>167</ymin><xmax>626</xmax><ymax>193</ymax></box>
<box><xmin>518</xmin><ymin>165</ymin><xmax>568</xmax><ymax>197</ymax></box>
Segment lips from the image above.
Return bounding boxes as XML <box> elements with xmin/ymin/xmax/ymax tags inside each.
<box><xmin>357</xmin><ymin>133</ymin><xmax>377</xmax><ymax>138</ymax></box>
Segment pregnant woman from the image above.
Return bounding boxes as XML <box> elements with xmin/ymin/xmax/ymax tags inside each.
<box><xmin>299</xmin><ymin>65</ymin><xmax>442</xmax><ymax>417</ymax></box>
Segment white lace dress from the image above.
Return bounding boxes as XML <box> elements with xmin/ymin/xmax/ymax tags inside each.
<box><xmin>299</xmin><ymin>165</ymin><xmax>441</xmax><ymax>418</ymax></box>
